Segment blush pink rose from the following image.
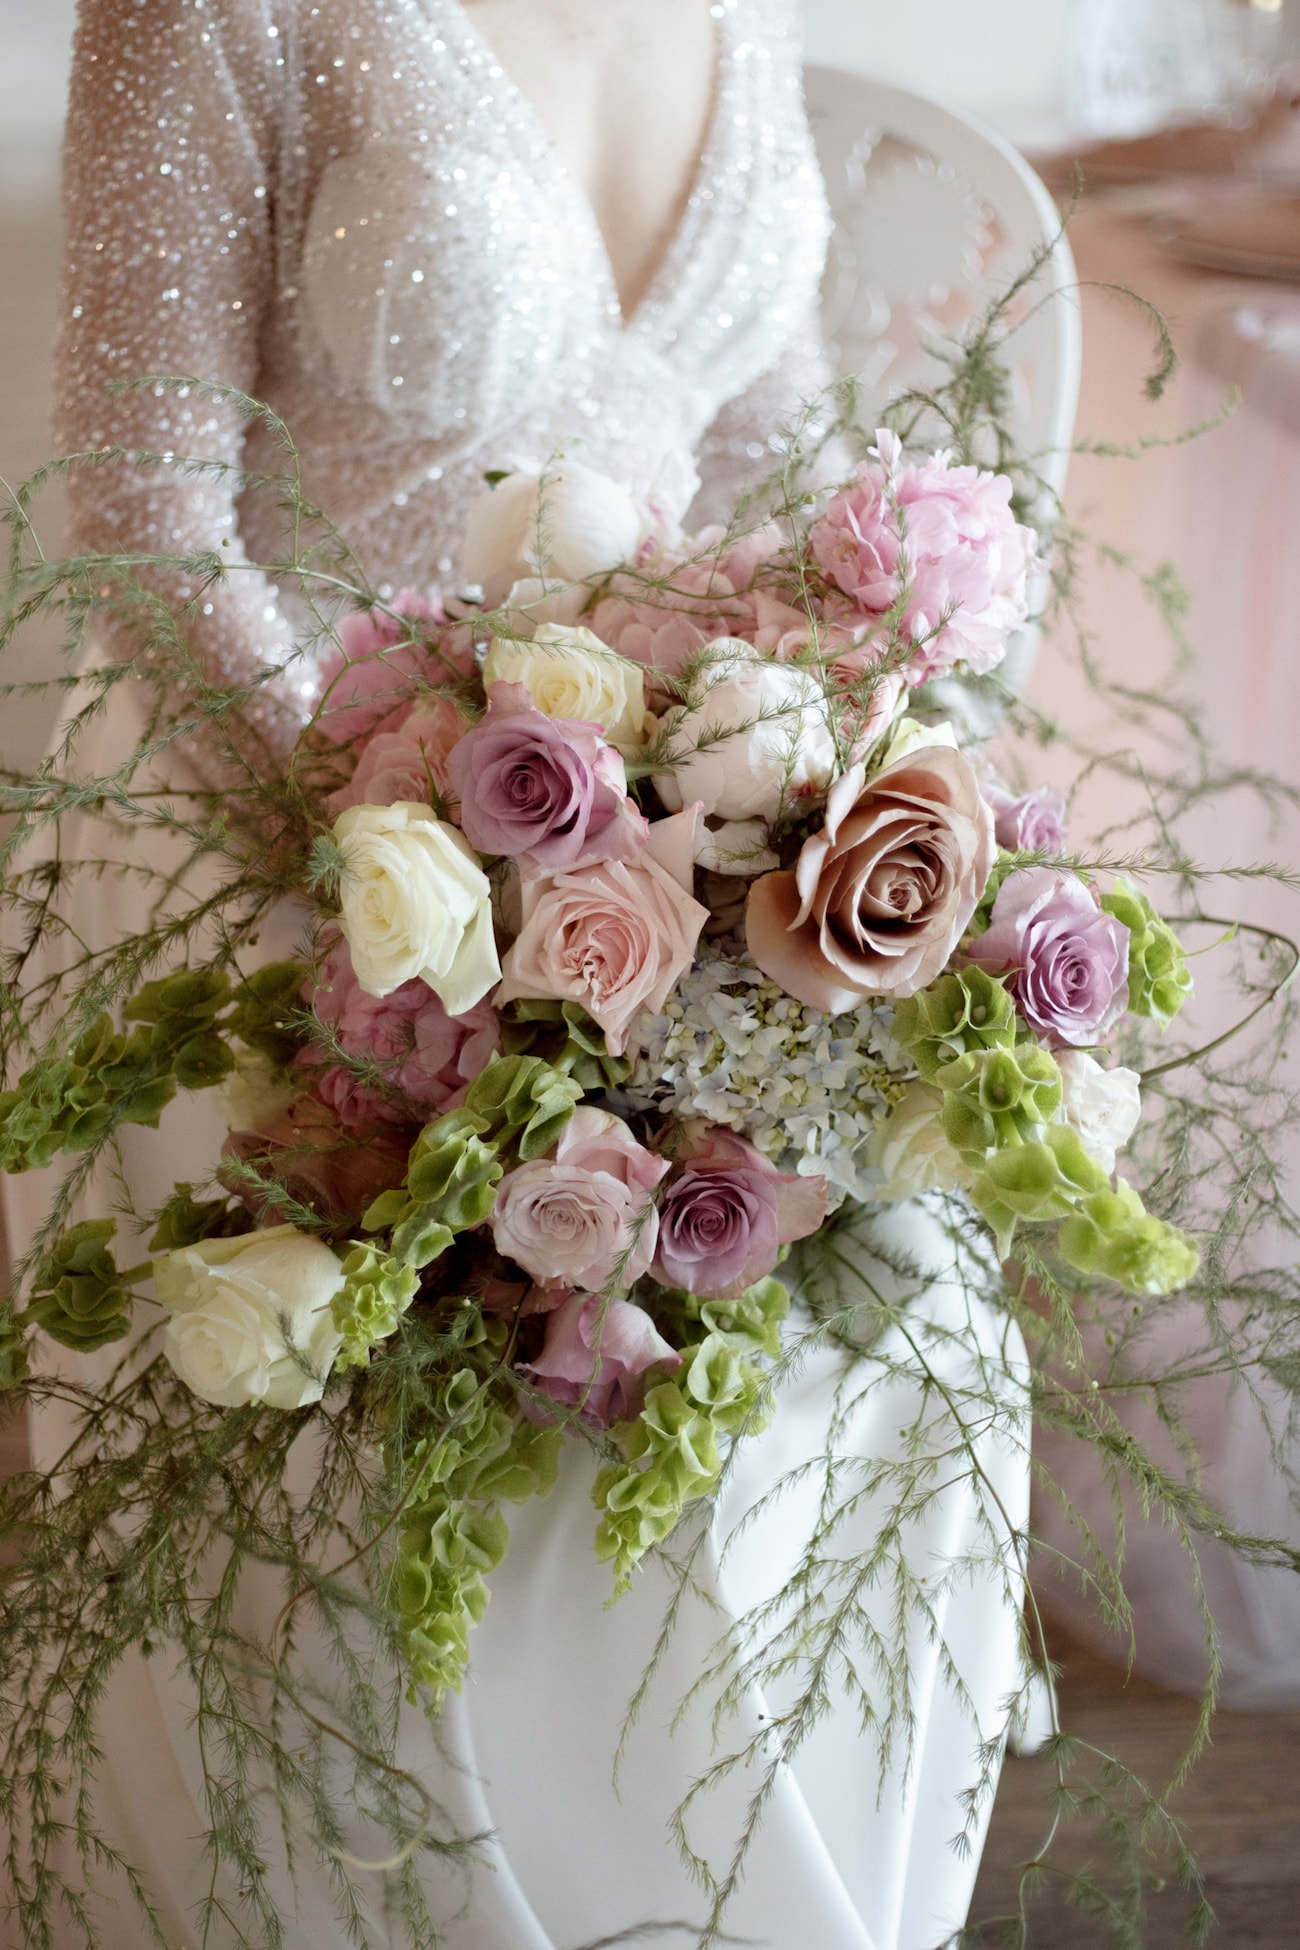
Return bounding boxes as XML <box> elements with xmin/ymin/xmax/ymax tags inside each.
<box><xmin>746</xmin><ymin>744</ymin><xmax>995</xmax><ymax>1013</ymax></box>
<box><xmin>304</xmin><ymin>931</ymin><xmax>500</xmax><ymax>1124</ymax></box>
<box><xmin>490</xmin><ymin>1114</ymin><xmax>664</xmax><ymax>1291</ymax></box>
<box><xmin>518</xmin><ymin>1291</ymin><xmax>681</xmax><ymax>1429</ymax></box>
<box><xmin>809</xmin><ymin>432</ymin><xmax>1040</xmax><ymax>684</ymax></box>
<box><xmin>495</xmin><ymin>807</ymin><xmax>708</xmax><ymax>1055</ymax></box>
<box><xmin>326</xmin><ymin>695</ymin><xmax>469</xmax><ymax>816</ymax></box>
<box><xmin>446</xmin><ymin>682</ymin><xmax>647</xmax><ymax>875</ymax></box>
<box><xmin>317</xmin><ymin>588</ymin><xmax>475</xmax><ymax>745</ymax></box>
<box><xmin>651</xmin><ymin>1126</ymin><xmax>827</xmax><ymax>1300</ymax></box>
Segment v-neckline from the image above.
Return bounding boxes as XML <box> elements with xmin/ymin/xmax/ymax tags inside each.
<box><xmin>440</xmin><ymin>0</ymin><xmax>734</xmax><ymax>334</ymax></box>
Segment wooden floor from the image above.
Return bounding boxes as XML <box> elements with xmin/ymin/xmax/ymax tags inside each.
<box><xmin>971</xmin><ymin>1625</ymin><xmax>1300</xmax><ymax>1949</ymax></box>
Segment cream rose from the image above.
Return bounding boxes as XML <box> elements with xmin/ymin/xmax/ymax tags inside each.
<box><xmin>333</xmin><ymin>800</ymin><xmax>500</xmax><ymax>1013</ymax></box>
<box><xmin>461</xmin><ymin>461</ymin><xmax>645</xmax><ymax>606</ymax></box>
<box><xmin>655</xmin><ymin>644</ymin><xmax>838</xmax><ymax>823</ymax></box>
<box><xmin>155</xmin><ymin>1225</ymin><xmax>345</xmax><ymax>1410</ymax></box>
<box><xmin>1056</xmin><ymin>1051</ymin><xmax>1142</xmax><ymax>1175</ymax></box>
<box><xmin>483</xmin><ymin>625</ymin><xmax>654</xmax><ymax>750</ymax></box>
<box><xmin>865</xmin><ymin>1082</ymin><xmax>976</xmax><ymax>1202</ymax></box>
<box><xmin>211</xmin><ymin>1045</ymin><xmax>301</xmax><ymax>1132</ymax></box>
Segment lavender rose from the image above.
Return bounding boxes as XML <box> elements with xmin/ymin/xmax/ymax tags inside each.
<box><xmin>983</xmin><ymin>782</ymin><xmax>1067</xmax><ymax>855</ymax></box>
<box><xmin>969</xmin><ymin>867</ymin><xmax>1130</xmax><ymax>1049</ymax></box>
<box><xmin>746</xmin><ymin>744</ymin><xmax>995</xmax><ymax>1013</ymax></box>
<box><xmin>651</xmin><ymin>1127</ymin><xmax>827</xmax><ymax>1301</ymax></box>
<box><xmin>518</xmin><ymin>1291</ymin><xmax>682</xmax><ymax>1429</ymax></box>
<box><xmin>446</xmin><ymin>682</ymin><xmax>647</xmax><ymax>875</ymax></box>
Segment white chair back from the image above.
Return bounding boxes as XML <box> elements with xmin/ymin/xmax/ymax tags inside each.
<box><xmin>804</xmin><ymin>67</ymin><xmax>1081</xmax><ymax>702</ymax></box>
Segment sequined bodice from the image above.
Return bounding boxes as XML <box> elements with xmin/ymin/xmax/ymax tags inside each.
<box><xmin>55</xmin><ymin>0</ymin><xmax>833</xmax><ymax>754</ymax></box>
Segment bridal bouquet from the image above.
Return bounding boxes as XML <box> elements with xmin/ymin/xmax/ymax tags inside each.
<box><xmin>0</xmin><ymin>429</ymin><xmax>1200</xmax><ymax>1705</ymax></box>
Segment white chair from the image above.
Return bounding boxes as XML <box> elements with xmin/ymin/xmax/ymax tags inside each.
<box><xmin>804</xmin><ymin>67</ymin><xmax>1081</xmax><ymax>701</ymax></box>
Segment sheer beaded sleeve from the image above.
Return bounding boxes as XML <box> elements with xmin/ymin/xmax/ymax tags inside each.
<box><xmin>54</xmin><ymin>0</ymin><xmax>310</xmax><ymax>774</ymax></box>
<box><xmin>689</xmin><ymin>308</ymin><xmax>851</xmax><ymax>529</ymax></box>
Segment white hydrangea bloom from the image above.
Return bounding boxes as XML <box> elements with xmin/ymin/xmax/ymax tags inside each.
<box><xmin>625</xmin><ymin>951</ymin><xmax>908</xmax><ymax>1205</ymax></box>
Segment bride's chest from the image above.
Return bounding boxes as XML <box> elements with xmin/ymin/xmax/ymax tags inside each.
<box><xmin>275</xmin><ymin>0</ymin><xmax>827</xmax><ymax>446</ymax></box>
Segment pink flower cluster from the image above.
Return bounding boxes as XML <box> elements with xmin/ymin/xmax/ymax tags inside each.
<box><xmin>808</xmin><ymin>430</ymin><xmax>1039</xmax><ymax>684</ymax></box>
<box><xmin>317</xmin><ymin>587</ymin><xmax>475</xmax><ymax>748</ymax></box>
<box><xmin>303</xmin><ymin>930</ymin><xmax>500</xmax><ymax>1126</ymax></box>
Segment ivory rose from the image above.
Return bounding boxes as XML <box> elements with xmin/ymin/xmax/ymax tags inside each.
<box><xmin>865</xmin><ymin>1082</ymin><xmax>976</xmax><ymax>1202</ymax></box>
<box><xmin>461</xmin><ymin>461</ymin><xmax>645</xmax><ymax>606</ymax></box>
<box><xmin>333</xmin><ymin>801</ymin><xmax>500</xmax><ymax>1013</ymax></box>
<box><xmin>491</xmin><ymin>1110</ymin><xmax>666</xmax><ymax>1291</ymax></box>
<box><xmin>654</xmin><ymin>644</ymin><xmax>838</xmax><ymax>824</ymax></box>
<box><xmin>483</xmin><ymin>625</ymin><xmax>654</xmax><ymax>750</ymax></box>
<box><xmin>446</xmin><ymin>682</ymin><xmax>647</xmax><ymax>874</ymax></box>
<box><xmin>1055</xmin><ymin>1051</ymin><xmax>1142</xmax><ymax>1174</ymax></box>
<box><xmin>154</xmin><ymin>1225</ymin><xmax>345</xmax><ymax>1410</ymax></box>
<box><xmin>496</xmin><ymin>807</ymin><xmax>708</xmax><ymax>1055</ymax></box>
<box><xmin>651</xmin><ymin>1125</ymin><xmax>827</xmax><ymax>1300</ymax></box>
<box><xmin>746</xmin><ymin>745</ymin><xmax>995</xmax><ymax>1013</ymax></box>
<box><xmin>518</xmin><ymin>1291</ymin><xmax>682</xmax><ymax>1429</ymax></box>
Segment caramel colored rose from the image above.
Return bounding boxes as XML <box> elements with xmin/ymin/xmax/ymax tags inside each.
<box><xmin>745</xmin><ymin>745</ymin><xmax>994</xmax><ymax>1013</ymax></box>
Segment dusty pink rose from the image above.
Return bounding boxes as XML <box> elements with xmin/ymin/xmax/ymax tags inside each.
<box><xmin>983</xmin><ymin>782</ymin><xmax>1068</xmax><ymax>856</ymax></box>
<box><xmin>491</xmin><ymin>1112</ymin><xmax>664</xmax><ymax>1290</ymax></box>
<box><xmin>651</xmin><ymin>1126</ymin><xmax>827</xmax><ymax>1300</ymax></box>
<box><xmin>317</xmin><ymin>589</ymin><xmax>474</xmax><ymax>745</ymax></box>
<box><xmin>809</xmin><ymin>431</ymin><xmax>1039</xmax><ymax>684</ymax></box>
<box><xmin>496</xmin><ymin>807</ymin><xmax>708</xmax><ymax>1055</ymax></box>
<box><xmin>304</xmin><ymin>931</ymin><xmax>500</xmax><ymax>1125</ymax></box>
<box><xmin>327</xmin><ymin>695</ymin><xmax>469</xmax><ymax>815</ymax></box>
<box><xmin>221</xmin><ymin>1094</ymin><xmax>409</xmax><ymax>1226</ymax></box>
<box><xmin>746</xmin><ymin>744</ymin><xmax>995</xmax><ymax>1013</ymax></box>
<box><xmin>446</xmin><ymin>682</ymin><xmax>647</xmax><ymax>875</ymax></box>
<box><xmin>518</xmin><ymin>1291</ymin><xmax>682</xmax><ymax>1429</ymax></box>
<box><xmin>968</xmin><ymin>866</ymin><xmax>1130</xmax><ymax>1049</ymax></box>
<box><xmin>555</xmin><ymin>1106</ymin><xmax>670</xmax><ymax>1198</ymax></box>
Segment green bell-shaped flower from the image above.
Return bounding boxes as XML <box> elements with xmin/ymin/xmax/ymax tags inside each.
<box><xmin>1101</xmin><ymin>879</ymin><xmax>1193</xmax><ymax>1027</ymax></box>
<box><xmin>1058</xmin><ymin>1178</ymin><xmax>1199</xmax><ymax>1294</ymax></box>
<box><xmin>893</xmin><ymin>968</ymin><xmax>1019</xmax><ymax>1081</ymax></box>
<box><xmin>936</xmin><ymin>1040</ymin><xmax>1063</xmax><ymax>1159</ymax></box>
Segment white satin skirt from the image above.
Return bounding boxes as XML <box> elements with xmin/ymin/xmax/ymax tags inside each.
<box><xmin>3</xmin><ymin>676</ymin><xmax>1033</xmax><ymax>1950</ymax></box>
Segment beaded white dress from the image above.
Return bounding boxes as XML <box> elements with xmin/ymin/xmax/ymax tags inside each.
<box><xmin>3</xmin><ymin>2</ymin><xmax>1034</xmax><ymax>1945</ymax></box>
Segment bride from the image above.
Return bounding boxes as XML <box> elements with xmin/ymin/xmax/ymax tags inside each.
<box><xmin>2</xmin><ymin>2</ymin><xmax>1035</xmax><ymax>1946</ymax></box>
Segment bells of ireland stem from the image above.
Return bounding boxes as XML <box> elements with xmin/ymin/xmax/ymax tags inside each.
<box><xmin>24</xmin><ymin>1218</ymin><xmax>133</xmax><ymax>1352</ymax></box>
<box><xmin>332</xmin><ymin>1242</ymin><xmax>420</xmax><ymax>1370</ymax></box>
<box><xmin>935</xmin><ymin>1041</ymin><xmax>1064</xmax><ymax>1161</ymax></box>
<box><xmin>1100</xmin><ymin>879</ymin><xmax>1193</xmax><ymax>1027</ymax></box>
<box><xmin>972</xmin><ymin>1124</ymin><xmax>1112</xmax><ymax>1257</ymax></box>
<box><xmin>1058</xmin><ymin>1180</ymin><xmax>1200</xmax><ymax>1295</ymax></box>
<box><xmin>893</xmin><ymin>967</ymin><xmax>1019</xmax><ymax>1081</ymax></box>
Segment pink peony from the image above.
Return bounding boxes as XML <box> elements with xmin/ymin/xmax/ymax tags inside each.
<box><xmin>968</xmin><ymin>866</ymin><xmax>1130</xmax><ymax>1050</ymax></box>
<box><xmin>326</xmin><ymin>695</ymin><xmax>469</xmax><ymax>816</ymax></box>
<box><xmin>651</xmin><ymin>1126</ymin><xmax>827</xmax><ymax>1300</ymax></box>
<box><xmin>446</xmin><ymin>682</ymin><xmax>648</xmax><ymax>875</ymax></box>
<box><xmin>517</xmin><ymin>1291</ymin><xmax>682</xmax><ymax>1429</ymax></box>
<box><xmin>304</xmin><ymin>931</ymin><xmax>500</xmax><ymax>1125</ymax></box>
<box><xmin>809</xmin><ymin>431</ymin><xmax>1039</xmax><ymax>684</ymax></box>
<box><xmin>316</xmin><ymin>588</ymin><xmax>474</xmax><ymax>745</ymax></box>
<box><xmin>495</xmin><ymin>807</ymin><xmax>708</xmax><ymax>1056</ymax></box>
